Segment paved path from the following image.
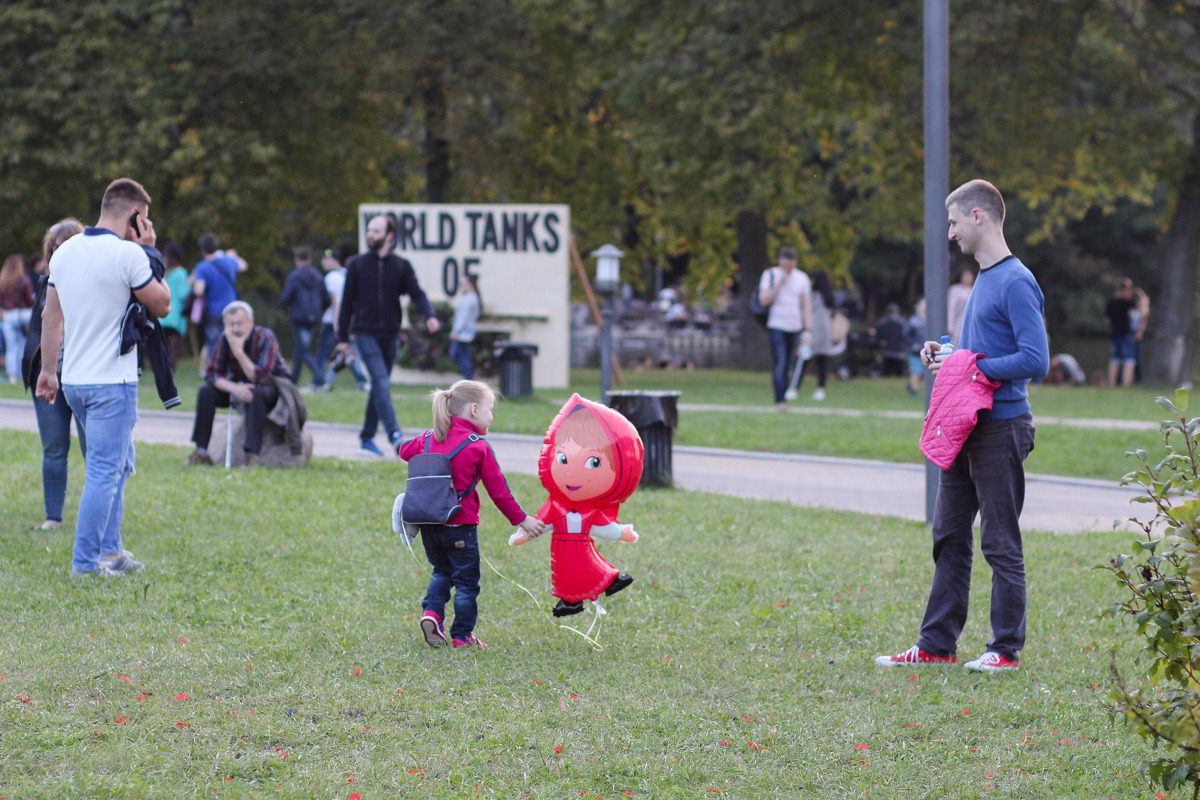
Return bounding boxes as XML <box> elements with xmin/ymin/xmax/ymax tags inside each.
<box><xmin>0</xmin><ymin>398</ymin><xmax>1151</xmax><ymax>535</ymax></box>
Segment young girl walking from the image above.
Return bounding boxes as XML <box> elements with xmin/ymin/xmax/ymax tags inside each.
<box><xmin>399</xmin><ymin>379</ymin><xmax>545</xmax><ymax>649</ymax></box>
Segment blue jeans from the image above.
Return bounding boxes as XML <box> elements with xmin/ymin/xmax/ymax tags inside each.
<box><xmin>768</xmin><ymin>328</ymin><xmax>800</xmax><ymax>404</ymax></box>
<box><xmin>3</xmin><ymin>309</ymin><xmax>31</xmax><ymax>381</ymax></box>
<box><xmin>290</xmin><ymin>322</ymin><xmax>324</xmax><ymax>387</ymax></box>
<box><xmin>420</xmin><ymin>524</ymin><xmax>481</xmax><ymax>640</ymax></box>
<box><xmin>918</xmin><ymin>413</ymin><xmax>1036</xmax><ymax>662</ymax></box>
<box><xmin>33</xmin><ymin>393</ymin><xmax>87</xmax><ymax>521</ymax></box>
<box><xmin>354</xmin><ymin>333</ymin><xmax>400</xmax><ymax>442</ymax></box>
<box><xmin>449</xmin><ymin>340</ymin><xmax>474</xmax><ymax>379</ymax></box>
<box><xmin>203</xmin><ymin>318</ymin><xmax>225</xmax><ymax>352</ymax></box>
<box><xmin>63</xmin><ymin>383</ymin><xmax>138</xmax><ymax>573</ymax></box>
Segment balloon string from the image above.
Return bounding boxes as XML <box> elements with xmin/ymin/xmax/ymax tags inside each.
<box><xmin>481</xmin><ymin>553</ymin><xmax>604</xmax><ymax>650</ymax></box>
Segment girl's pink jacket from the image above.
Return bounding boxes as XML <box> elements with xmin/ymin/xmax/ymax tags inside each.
<box><xmin>919</xmin><ymin>349</ymin><xmax>1002</xmax><ymax>470</ymax></box>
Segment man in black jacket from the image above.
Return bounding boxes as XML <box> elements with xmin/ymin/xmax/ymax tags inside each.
<box><xmin>336</xmin><ymin>215</ymin><xmax>440</xmax><ymax>457</ymax></box>
<box><xmin>280</xmin><ymin>246</ymin><xmax>330</xmax><ymax>391</ymax></box>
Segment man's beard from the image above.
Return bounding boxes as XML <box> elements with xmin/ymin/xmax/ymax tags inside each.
<box><xmin>368</xmin><ymin>236</ymin><xmax>389</xmax><ymax>254</ymax></box>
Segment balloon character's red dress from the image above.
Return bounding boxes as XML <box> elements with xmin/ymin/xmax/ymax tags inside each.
<box><xmin>523</xmin><ymin>394</ymin><xmax>644</xmax><ymax>616</ymax></box>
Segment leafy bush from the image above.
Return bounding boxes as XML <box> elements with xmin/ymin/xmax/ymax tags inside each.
<box><xmin>1103</xmin><ymin>389</ymin><xmax>1200</xmax><ymax>795</ymax></box>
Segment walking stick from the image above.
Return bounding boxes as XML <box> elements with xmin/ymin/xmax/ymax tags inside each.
<box><xmin>224</xmin><ymin>403</ymin><xmax>234</xmax><ymax>468</ymax></box>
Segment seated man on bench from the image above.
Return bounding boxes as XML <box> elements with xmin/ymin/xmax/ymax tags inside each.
<box><xmin>186</xmin><ymin>301</ymin><xmax>291</xmax><ymax>467</ymax></box>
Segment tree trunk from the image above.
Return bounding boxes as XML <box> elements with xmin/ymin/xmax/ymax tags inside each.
<box><xmin>736</xmin><ymin>208</ymin><xmax>771</xmax><ymax>370</ymax></box>
<box><xmin>422</xmin><ymin>68</ymin><xmax>450</xmax><ymax>204</ymax></box>
<box><xmin>1146</xmin><ymin>112</ymin><xmax>1200</xmax><ymax>385</ymax></box>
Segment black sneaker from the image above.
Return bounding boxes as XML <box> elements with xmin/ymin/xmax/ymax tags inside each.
<box><xmin>604</xmin><ymin>573</ymin><xmax>634</xmax><ymax>596</ymax></box>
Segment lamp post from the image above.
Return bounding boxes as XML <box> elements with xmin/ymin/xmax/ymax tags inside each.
<box><xmin>591</xmin><ymin>244</ymin><xmax>623</xmax><ymax>404</ymax></box>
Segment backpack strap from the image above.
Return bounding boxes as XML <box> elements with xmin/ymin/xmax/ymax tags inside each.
<box><xmin>421</xmin><ymin>429</ymin><xmax>434</xmax><ymax>453</ymax></box>
<box><xmin>447</xmin><ymin>433</ymin><xmax>481</xmax><ymax>499</ymax></box>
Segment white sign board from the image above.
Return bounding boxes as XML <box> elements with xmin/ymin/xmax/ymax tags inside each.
<box><xmin>358</xmin><ymin>203</ymin><xmax>571</xmax><ymax>388</ymax></box>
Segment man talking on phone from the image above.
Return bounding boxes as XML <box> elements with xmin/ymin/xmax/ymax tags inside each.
<box><xmin>37</xmin><ymin>178</ymin><xmax>171</xmax><ymax>578</ymax></box>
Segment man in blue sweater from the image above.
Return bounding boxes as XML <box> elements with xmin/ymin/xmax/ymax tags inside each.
<box><xmin>877</xmin><ymin>179</ymin><xmax>1049</xmax><ymax>673</ymax></box>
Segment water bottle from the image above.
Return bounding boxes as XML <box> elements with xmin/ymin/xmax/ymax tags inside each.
<box><xmin>933</xmin><ymin>335</ymin><xmax>955</xmax><ymax>366</ymax></box>
<box><xmin>799</xmin><ymin>343</ymin><xmax>813</xmax><ymax>361</ymax></box>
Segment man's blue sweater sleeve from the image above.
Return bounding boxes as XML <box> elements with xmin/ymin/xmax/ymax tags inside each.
<box><xmin>977</xmin><ymin>276</ymin><xmax>1050</xmax><ymax>382</ymax></box>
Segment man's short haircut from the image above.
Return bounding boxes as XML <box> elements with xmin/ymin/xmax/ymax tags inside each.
<box><xmin>100</xmin><ymin>178</ymin><xmax>151</xmax><ymax>218</ymax></box>
<box><xmin>164</xmin><ymin>241</ymin><xmax>186</xmax><ymax>266</ymax></box>
<box><xmin>222</xmin><ymin>300</ymin><xmax>254</xmax><ymax>320</ymax></box>
<box><xmin>199</xmin><ymin>232</ymin><xmax>220</xmax><ymax>255</ymax></box>
<box><xmin>946</xmin><ymin>179</ymin><xmax>1006</xmax><ymax>224</ymax></box>
<box><xmin>778</xmin><ymin>246</ymin><xmax>798</xmax><ymax>261</ymax></box>
<box><xmin>295</xmin><ymin>246</ymin><xmax>311</xmax><ymax>262</ymax></box>
<box><xmin>384</xmin><ymin>214</ymin><xmax>396</xmax><ymax>237</ymax></box>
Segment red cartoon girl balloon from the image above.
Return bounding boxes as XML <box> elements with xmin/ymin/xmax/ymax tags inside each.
<box><xmin>508</xmin><ymin>394</ymin><xmax>644</xmax><ymax>617</ymax></box>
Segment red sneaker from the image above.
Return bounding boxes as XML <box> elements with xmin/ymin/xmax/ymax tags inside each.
<box><xmin>964</xmin><ymin>651</ymin><xmax>1019</xmax><ymax>672</ymax></box>
<box><xmin>452</xmin><ymin>635</ymin><xmax>487</xmax><ymax>650</ymax></box>
<box><xmin>419</xmin><ymin>611</ymin><xmax>448</xmax><ymax>647</ymax></box>
<box><xmin>875</xmin><ymin>645</ymin><xmax>957</xmax><ymax>667</ymax></box>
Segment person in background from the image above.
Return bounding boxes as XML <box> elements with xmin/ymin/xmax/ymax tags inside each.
<box><xmin>759</xmin><ymin>246</ymin><xmax>812</xmax><ymax>410</ymax></box>
<box><xmin>1105</xmin><ymin>277</ymin><xmax>1138</xmax><ymax>387</ymax></box>
<box><xmin>191</xmin><ymin>232</ymin><xmax>246</xmax><ymax>374</ymax></box>
<box><xmin>449</xmin><ymin>273</ymin><xmax>481</xmax><ymax>379</ymax></box>
<box><xmin>336</xmin><ymin>214</ymin><xmax>441</xmax><ymax>457</ymax></box>
<box><xmin>906</xmin><ymin>298</ymin><xmax>927</xmax><ymax>397</ymax></box>
<box><xmin>279</xmin><ymin>246</ymin><xmax>330</xmax><ymax>391</ymax></box>
<box><xmin>0</xmin><ymin>253</ymin><xmax>35</xmax><ymax>384</ymax></box>
<box><xmin>947</xmin><ymin>267</ymin><xmax>975</xmax><ymax>347</ymax></box>
<box><xmin>23</xmin><ymin>218</ymin><xmax>87</xmax><ymax>530</ymax></box>
<box><xmin>316</xmin><ymin>248</ymin><xmax>369</xmax><ymax>391</ymax></box>
<box><xmin>158</xmin><ymin>241</ymin><xmax>189</xmax><ymax>371</ymax></box>
<box><xmin>791</xmin><ymin>269</ymin><xmax>836</xmax><ymax>401</ymax></box>
<box><xmin>872</xmin><ymin>303</ymin><xmax>908</xmax><ymax>377</ymax></box>
<box><xmin>1130</xmin><ymin>284</ymin><xmax>1150</xmax><ymax>384</ymax></box>
<box><xmin>185</xmin><ymin>301</ymin><xmax>290</xmax><ymax>467</ymax></box>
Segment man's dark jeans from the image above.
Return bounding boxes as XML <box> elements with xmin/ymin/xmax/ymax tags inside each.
<box><xmin>354</xmin><ymin>333</ymin><xmax>400</xmax><ymax>443</ymax></box>
<box><xmin>290</xmin><ymin>322</ymin><xmax>324</xmax><ymax>387</ymax></box>
<box><xmin>768</xmin><ymin>328</ymin><xmax>799</xmax><ymax>404</ymax></box>
<box><xmin>419</xmin><ymin>524</ymin><xmax>481</xmax><ymax>641</ymax></box>
<box><xmin>192</xmin><ymin>382</ymin><xmax>279</xmax><ymax>455</ymax></box>
<box><xmin>918</xmin><ymin>413</ymin><xmax>1036</xmax><ymax>662</ymax></box>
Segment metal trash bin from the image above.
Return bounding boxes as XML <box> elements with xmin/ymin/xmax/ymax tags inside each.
<box><xmin>494</xmin><ymin>342</ymin><xmax>538</xmax><ymax>398</ymax></box>
<box><xmin>607</xmin><ymin>390</ymin><xmax>680</xmax><ymax>488</ymax></box>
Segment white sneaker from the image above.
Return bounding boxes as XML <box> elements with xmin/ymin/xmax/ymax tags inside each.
<box><xmin>784</xmin><ymin>388</ymin><xmax>798</xmax><ymax>400</ymax></box>
<box><xmin>964</xmin><ymin>651</ymin><xmax>1020</xmax><ymax>672</ymax></box>
<box><xmin>813</xmin><ymin>388</ymin><xmax>826</xmax><ymax>401</ymax></box>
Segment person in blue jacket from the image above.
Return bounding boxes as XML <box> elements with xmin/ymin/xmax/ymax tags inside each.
<box><xmin>877</xmin><ymin>178</ymin><xmax>1049</xmax><ymax>674</ymax></box>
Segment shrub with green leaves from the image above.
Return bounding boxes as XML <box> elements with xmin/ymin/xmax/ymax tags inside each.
<box><xmin>1104</xmin><ymin>389</ymin><xmax>1200</xmax><ymax>796</ymax></box>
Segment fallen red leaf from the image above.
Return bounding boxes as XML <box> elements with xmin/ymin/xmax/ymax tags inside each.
<box><xmin>854</xmin><ymin>744</ymin><xmax>868</xmax><ymax>750</ymax></box>
<box><xmin>137</xmin><ymin>694</ymin><xmax>147</xmax><ymax>701</ymax></box>
<box><xmin>350</xmin><ymin>794</ymin><xmax>361</xmax><ymax>800</ymax></box>
<box><xmin>555</xmin><ymin>745</ymin><xmax>563</xmax><ymax>754</ymax></box>
<box><xmin>16</xmin><ymin>694</ymin><xmax>30</xmax><ymax>703</ymax></box>
<box><xmin>354</xmin><ymin>668</ymin><xmax>361</xmax><ymax>677</ymax></box>
<box><xmin>176</xmin><ymin>722</ymin><xmax>189</xmax><ymax>727</ymax></box>
<box><xmin>179</xmin><ymin>638</ymin><xmax>189</xmax><ymax>643</ymax></box>
<box><xmin>173</xmin><ymin>694</ymin><xmax>188</xmax><ymax>701</ymax></box>
<box><xmin>115</xmin><ymin>674</ymin><xmax>132</xmax><ymax>684</ymax></box>
<box><xmin>114</xmin><ymin>716</ymin><xmax>128</xmax><ymax>724</ymax></box>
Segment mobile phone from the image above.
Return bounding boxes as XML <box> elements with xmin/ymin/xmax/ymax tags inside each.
<box><xmin>129</xmin><ymin>210</ymin><xmax>142</xmax><ymax>237</ymax></box>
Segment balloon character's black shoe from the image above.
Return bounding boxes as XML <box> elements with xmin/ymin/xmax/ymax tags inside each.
<box><xmin>604</xmin><ymin>573</ymin><xmax>634</xmax><ymax>596</ymax></box>
<box><xmin>552</xmin><ymin>600</ymin><xmax>585</xmax><ymax>617</ymax></box>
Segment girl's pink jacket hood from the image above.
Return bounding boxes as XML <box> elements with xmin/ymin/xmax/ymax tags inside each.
<box><xmin>919</xmin><ymin>349</ymin><xmax>1001</xmax><ymax>470</ymax></box>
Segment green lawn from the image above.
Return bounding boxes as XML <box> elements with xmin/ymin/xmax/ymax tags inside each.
<box><xmin>0</xmin><ymin>361</ymin><xmax>1168</xmax><ymax>481</ymax></box>
<box><xmin>0</xmin><ymin>431</ymin><xmax>1163</xmax><ymax>799</ymax></box>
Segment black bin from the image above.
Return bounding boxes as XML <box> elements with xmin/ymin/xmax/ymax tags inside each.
<box><xmin>494</xmin><ymin>342</ymin><xmax>538</xmax><ymax>398</ymax></box>
<box><xmin>607</xmin><ymin>390</ymin><xmax>681</xmax><ymax>488</ymax></box>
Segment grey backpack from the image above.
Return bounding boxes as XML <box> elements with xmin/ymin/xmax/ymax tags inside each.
<box><xmin>399</xmin><ymin>431</ymin><xmax>480</xmax><ymax>526</ymax></box>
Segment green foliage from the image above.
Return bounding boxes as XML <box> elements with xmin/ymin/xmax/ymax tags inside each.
<box><xmin>1103</xmin><ymin>390</ymin><xmax>1200</xmax><ymax>794</ymax></box>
